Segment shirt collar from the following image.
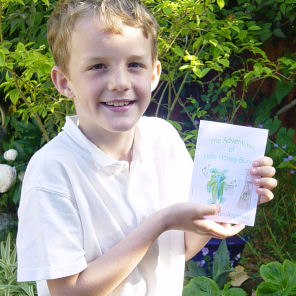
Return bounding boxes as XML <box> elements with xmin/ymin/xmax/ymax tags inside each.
<box><xmin>62</xmin><ymin>116</ymin><xmax>127</xmax><ymax>171</ymax></box>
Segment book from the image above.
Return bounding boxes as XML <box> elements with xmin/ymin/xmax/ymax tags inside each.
<box><xmin>189</xmin><ymin>120</ymin><xmax>268</xmax><ymax>226</ymax></box>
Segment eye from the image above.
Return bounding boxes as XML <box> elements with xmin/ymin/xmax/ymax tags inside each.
<box><xmin>90</xmin><ymin>64</ymin><xmax>106</xmax><ymax>70</ymax></box>
<box><xmin>128</xmin><ymin>62</ymin><xmax>143</xmax><ymax>69</ymax></box>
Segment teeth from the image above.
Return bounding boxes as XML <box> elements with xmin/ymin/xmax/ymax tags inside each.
<box><xmin>105</xmin><ymin>101</ymin><xmax>130</xmax><ymax>107</ymax></box>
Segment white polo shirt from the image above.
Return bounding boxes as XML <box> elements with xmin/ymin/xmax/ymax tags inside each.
<box><xmin>17</xmin><ymin>116</ymin><xmax>193</xmax><ymax>296</ymax></box>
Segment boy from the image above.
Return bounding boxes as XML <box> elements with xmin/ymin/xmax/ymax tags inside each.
<box><xmin>16</xmin><ymin>0</ymin><xmax>277</xmax><ymax>295</ymax></box>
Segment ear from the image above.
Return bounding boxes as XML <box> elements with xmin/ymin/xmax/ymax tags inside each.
<box><xmin>151</xmin><ymin>60</ymin><xmax>161</xmax><ymax>92</ymax></box>
<box><xmin>51</xmin><ymin>66</ymin><xmax>74</xmax><ymax>98</ymax></box>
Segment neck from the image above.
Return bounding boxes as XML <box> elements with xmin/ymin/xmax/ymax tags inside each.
<box><xmin>79</xmin><ymin>124</ymin><xmax>135</xmax><ymax>163</ymax></box>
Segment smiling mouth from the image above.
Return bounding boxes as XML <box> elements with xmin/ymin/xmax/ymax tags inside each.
<box><xmin>103</xmin><ymin>100</ymin><xmax>135</xmax><ymax>107</ymax></box>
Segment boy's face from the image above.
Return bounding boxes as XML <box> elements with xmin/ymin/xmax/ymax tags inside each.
<box><xmin>52</xmin><ymin>17</ymin><xmax>161</xmax><ymax>142</ymax></box>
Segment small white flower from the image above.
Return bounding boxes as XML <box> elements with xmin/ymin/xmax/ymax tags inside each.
<box><xmin>0</xmin><ymin>164</ymin><xmax>16</xmax><ymax>193</ymax></box>
<box><xmin>3</xmin><ymin>149</ymin><xmax>18</xmax><ymax>161</ymax></box>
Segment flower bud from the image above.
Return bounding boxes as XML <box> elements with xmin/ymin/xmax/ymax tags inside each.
<box><xmin>3</xmin><ymin>149</ymin><xmax>18</xmax><ymax>161</ymax></box>
<box><xmin>0</xmin><ymin>164</ymin><xmax>16</xmax><ymax>193</ymax></box>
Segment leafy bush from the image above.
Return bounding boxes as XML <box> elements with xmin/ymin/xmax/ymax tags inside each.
<box><xmin>256</xmin><ymin>260</ymin><xmax>296</xmax><ymax>296</ymax></box>
<box><xmin>0</xmin><ymin>1</ymin><xmax>295</xmax><ymax>293</ymax></box>
<box><xmin>0</xmin><ymin>233</ymin><xmax>36</xmax><ymax>296</ymax></box>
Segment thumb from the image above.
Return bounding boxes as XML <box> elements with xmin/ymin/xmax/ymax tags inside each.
<box><xmin>199</xmin><ymin>204</ymin><xmax>220</xmax><ymax>216</ymax></box>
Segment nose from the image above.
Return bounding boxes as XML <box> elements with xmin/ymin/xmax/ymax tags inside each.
<box><xmin>108</xmin><ymin>67</ymin><xmax>131</xmax><ymax>92</ymax></box>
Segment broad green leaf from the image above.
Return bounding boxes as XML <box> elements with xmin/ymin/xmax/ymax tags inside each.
<box><xmin>0</xmin><ymin>52</ymin><xmax>5</xmax><ymax>66</ymax></box>
<box><xmin>185</xmin><ymin>261</ymin><xmax>206</xmax><ymax>278</ymax></box>
<box><xmin>248</xmin><ymin>25</ymin><xmax>261</xmax><ymax>31</ymax></box>
<box><xmin>240</xmin><ymin>101</ymin><xmax>247</xmax><ymax>109</ymax></box>
<box><xmin>7</xmin><ymin>89</ymin><xmax>20</xmax><ymax>105</ymax></box>
<box><xmin>256</xmin><ymin>282</ymin><xmax>283</xmax><ymax>296</ymax></box>
<box><xmin>217</xmin><ymin>0</ymin><xmax>225</xmax><ymax>9</ymax></box>
<box><xmin>172</xmin><ymin>45</ymin><xmax>184</xmax><ymax>57</ymax></box>
<box><xmin>283</xmin><ymin>260</ymin><xmax>296</xmax><ymax>287</ymax></box>
<box><xmin>220</xmin><ymin>77</ymin><xmax>235</xmax><ymax>89</ymax></box>
<box><xmin>200</xmin><ymin>68</ymin><xmax>211</xmax><ymax>77</ymax></box>
<box><xmin>16</xmin><ymin>42</ymin><xmax>26</xmax><ymax>52</ymax></box>
<box><xmin>225</xmin><ymin>288</ymin><xmax>247</xmax><ymax>296</ymax></box>
<box><xmin>219</xmin><ymin>59</ymin><xmax>229</xmax><ymax>67</ymax></box>
<box><xmin>212</xmin><ymin>240</ymin><xmax>230</xmax><ymax>289</ymax></box>
<box><xmin>260</xmin><ymin>261</ymin><xmax>284</xmax><ymax>284</ymax></box>
<box><xmin>209</xmin><ymin>39</ymin><xmax>218</xmax><ymax>47</ymax></box>
<box><xmin>41</xmin><ymin>0</ymin><xmax>49</xmax><ymax>5</ymax></box>
<box><xmin>183</xmin><ymin>277</ymin><xmax>220</xmax><ymax>296</ymax></box>
<box><xmin>273</xmin><ymin>28</ymin><xmax>286</xmax><ymax>38</ymax></box>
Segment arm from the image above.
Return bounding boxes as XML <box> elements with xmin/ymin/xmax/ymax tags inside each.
<box><xmin>184</xmin><ymin>156</ymin><xmax>277</xmax><ymax>261</ymax></box>
<box><xmin>47</xmin><ymin>202</ymin><xmax>246</xmax><ymax>296</ymax></box>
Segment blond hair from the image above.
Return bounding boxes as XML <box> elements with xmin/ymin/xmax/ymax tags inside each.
<box><xmin>47</xmin><ymin>0</ymin><xmax>158</xmax><ymax>75</ymax></box>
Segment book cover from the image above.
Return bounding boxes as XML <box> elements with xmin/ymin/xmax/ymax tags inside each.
<box><xmin>189</xmin><ymin>120</ymin><xmax>268</xmax><ymax>226</ymax></box>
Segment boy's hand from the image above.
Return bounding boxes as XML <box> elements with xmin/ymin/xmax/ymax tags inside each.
<box><xmin>163</xmin><ymin>203</ymin><xmax>245</xmax><ymax>240</ymax></box>
<box><xmin>250</xmin><ymin>156</ymin><xmax>277</xmax><ymax>204</ymax></box>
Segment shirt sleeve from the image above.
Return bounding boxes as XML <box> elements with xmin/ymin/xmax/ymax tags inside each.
<box><xmin>16</xmin><ymin>187</ymin><xmax>87</xmax><ymax>282</ymax></box>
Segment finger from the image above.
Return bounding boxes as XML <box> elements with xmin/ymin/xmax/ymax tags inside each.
<box><xmin>195</xmin><ymin>219</ymin><xmax>245</xmax><ymax>238</ymax></box>
<box><xmin>256</xmin><ymin>188</ymin><xmax>274</xmax><ymax>204</ymax></box>
<box><xmin>250</xmin><ymin>166</ymin><xmax>276</xmax><ymax>178</ymax></box>
<box><xmin>253</xmin><ymin>156</ymin><xmax>273</xmax><ymax>167</ymax></box>
<box><xmin>197</xmin><ymin>204</ymin><xmax>220</xmax><ymax>217</ymax></box>
<box><xmin>253</xmin><ymin>177</ymin><xmax>278</xmax><ymax>189</ymax></box>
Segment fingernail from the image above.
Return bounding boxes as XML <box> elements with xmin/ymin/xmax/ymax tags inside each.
<box><xmin>256</xmin><ymin>188</ymin><xmax>263</xmax><ymax>194</ymax></box>
<box><xmin>254</xmin><ymin>178</ymin><xmax>260</xmax><ymax>185</ymax></box>
<box><xmin>214</xmin><ymin>204</ymin><xmax>220</xmax><ymax>213</ymax></box>
<box><xmin>253</xmin><ymin>161</ymin><xmax>260</xmax><ymax>167</ymax></box>
<box><xmin>250</xmin><ymin>168</ymin><xmax>257</xmax><ymax>175</ymax></box>
<box><xmin>258</xmin><ymin>195</ymin><xmax>267</xmax><ymax>203</ymax></box>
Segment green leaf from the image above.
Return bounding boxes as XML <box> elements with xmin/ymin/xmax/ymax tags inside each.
<box><xmin>172</xmin><ymin>45</ymin><xmax>184</xmax><ymax>57</ymax></box>
<box><xmin>240</xmin><ymin>101</ymin><xmax>247</xmax><ymax>109</ymax></box>
<box><xmin>16</xmin><ymin>42</ymin><xmax>26</xmax><ymax>52</ymax></box>
<box><xmin>273</xmin><ymin>28</ymin><xmax>286</xmax><ymax>38</ymax></box>
<box><xmin>0</xmin><ymin>52</ymin><xmax>5</xmax><ymax>66</ymax></box>
<box><xmin>225</xmin><ymin>288</ymin><xmax>247</xmax><ymax>296</ymax></box>
<box><xmin>200</xmin><ymin>68</ymin><xmax>211</xmax><ymax>77</ymax></box>
<box><xmin>185</xmin><ymin>261</ymin><xmax>206</xmax><ymax>278</ymax></box>
<box><xmin>256</xmin><ymin>282</ymin><xmax>283</xmax><ymax>296</ymax></box>
<box><xmin>220</xmin><ymin>77</ymin><xmax>235</xmax><ymax>89</ymax></box>
<box><xmin>7</xmin><ymin>89</ymin><xmax>20</xmax><ymax>105</ymax></box>
<box><xmin>183</xmin><ymin>277</ymin><xmax>220</xmax><ymax>296</ymax></box>
<box><xmin>212</xmin><ymin>240</ymin><xmax>231</xmax><ymax>289</ymax></box>
<box><xmin>219</xmin><ymin>59</ymin><xmax>229</xmax><ymax>67</ymax></box>
<box><xmin>283</xmin><ymin>260</ymin><xmax>296</xmax><ymax>287</ymax></box>
<box><xmin>248</xmin><ymin>25</ymin><xmax>261</xmax><ymax>31</ymax></box>
<box><xmin>217</xmin><ymin>0</ymin><xmax>225</xmax><ymax>9</ymax></box>
<box><xmin>260</xmin><ymin>261</ymin><xmax>284</xmax><ymax>284</ymax></box>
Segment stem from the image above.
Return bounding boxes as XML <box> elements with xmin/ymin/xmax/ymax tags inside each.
<box><xmin>0</xmin><ymin>3</ymin><xmax>3</xmax><ymax>45</ymax></box>
<box><xmin>166</xmin><ymin>71</ymin><xmax>190</xmax><ymax>120</ymax></box>
<box><xmin>229</xmin><ymin>85</ymin><xmax>246</xmax><ymax>124</ymax></box>
<box><xmin>155</xmin><ymin>81</ymin><xmax>169</xmax><ymax>117</ymax></box>
<box><xmin>0</xmin><ymin>105</ymin><xmax>5</xmax><ymax>127</ymax></box>
<box><xmin>262</xmin><ymin>209</ymin><xmax>286</xmax><ymax>262</ymax></box>
<box><xmin>7</xmin><ymin>68</ymin><xmax>50</xmax><ymax>142</ymax></box>
<box><xmin>166</xmin><ymin>42</ymin><xmax>205</xmax><ymax>120</ymax></box>
<box><xmin>276</xmin><ymin>98</ymin><xmax>296</xmax><ymax>116</ymax></box>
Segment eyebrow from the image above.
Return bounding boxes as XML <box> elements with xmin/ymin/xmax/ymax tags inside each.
<box><xmin>84</xmin><ymin>54</ymin><xmax>148</xmax><ymax>63</ymax></box>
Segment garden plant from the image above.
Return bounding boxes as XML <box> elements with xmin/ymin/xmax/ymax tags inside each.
<box><xmin>0</xmin><ymin>0</ymin><xmax>295</xmax><ymax>294</ymax></box>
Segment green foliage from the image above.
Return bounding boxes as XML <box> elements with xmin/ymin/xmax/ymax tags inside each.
<box><xmin>0</xmin><ymin>233</ymin><xmax>37</xmax><ymax>296</ymax></box>
<box><xmin>183</xmin><ymin>276</ymin><xmax>247</xmax><ymax>296</ymax></box>
<box><xmin>256</xmin><ymin>260</ymin><xmax>296</xmax><ymax>296</ymax></box>
<box><xmin>0</xmin><ymin>0</ymin><xmax>295</xmax><ymax>292</ymax></box>
<box><xmin>185</xmin><ymin>240</ymin><xmax>233</xmax><ymax>289</ymax></box>
<box><xmin>183</xmin><ymin>240</ymin><xmax>246</xmax><ymax>295</ymax></box>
